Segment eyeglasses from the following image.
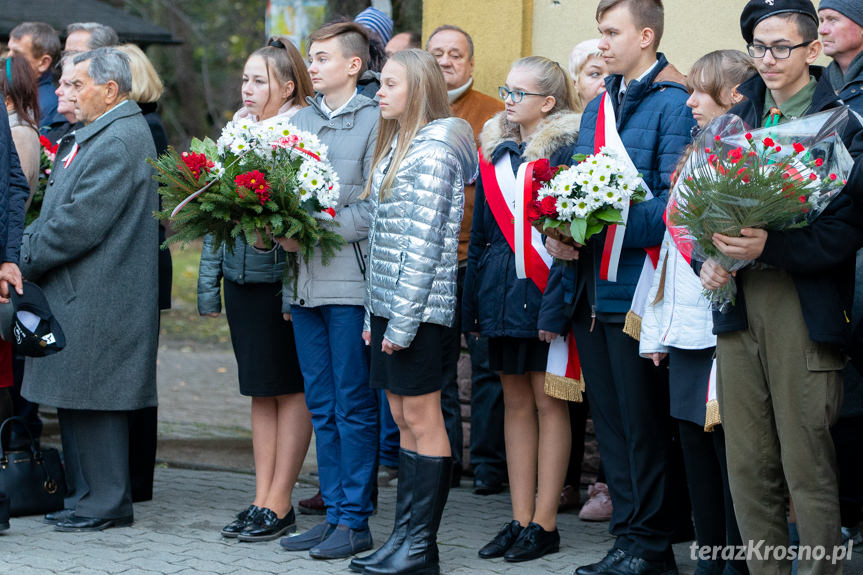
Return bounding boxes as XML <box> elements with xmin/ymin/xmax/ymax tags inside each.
<box><xmin>746</xmin><ymin>41</ymin><xmax>813</xmax><ymax>60</ymax></box>
<box><xmin>498</xmin><ymin>86</ymin><xmax>546</xmax><ymax>103</ymax></box>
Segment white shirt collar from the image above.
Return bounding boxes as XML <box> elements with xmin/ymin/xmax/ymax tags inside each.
<box><xmin>321</xmin><ymin>91</ymin><xmax>357</xmax><ymax>119</ymax></box>
<box><xmin>618</xmin><ymin>58</ymin><xmax>660</xmax><ymax>101</ymax></box>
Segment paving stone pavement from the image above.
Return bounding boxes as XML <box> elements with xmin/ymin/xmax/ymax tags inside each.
<box><xmin>4</xmin><ymin>466</ymin><xmax>860</xmax><ymax>575</ymax></box>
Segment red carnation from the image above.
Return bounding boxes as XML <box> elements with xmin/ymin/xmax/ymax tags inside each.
<box><xmin>540</xmin><ymin>195</ymin><xmax>558</xmax><ymax>216</ymax></box>
<box><xmin>830</xmin><ymin>173</ymin><xmax>838</xmax><ymax>181</ymax></box>
<box><xmin>815</xmin><ymin>158</ymin><xmax>824</xmax><ymax>167</ymax></box>
<box><xmin>714</xmin><ymin>135</ymin><xmax>721</xmax><ymax>142</ymax></box>
<box><xmin>728</xmin><ymin>147</ymin><xmax>744</xmax><ymax>162</ymax></box>
<box><xmin>774</xmin><ymin>146</ymin><xmax>782</xmax><ymax>152</ymax></box>
<box><xmin>526</xmin><ymin>200</ymin><xmax>542</xmax><ymax>222</ymax></box>
<box><xmin>799</xmin><ymin>196</ymin><xmax>807</xmax><ymax>203</ymax></box>
<box><xmin>793</xmin><ymin>142</ymin><xmax>805</xmax><ymax>154</ymax></box>
<box><xmin>763</xmin><ymin>137</ymin><xmax>775</xmax><ymax>147</ymax></box>
<box><xmin>745</xmin><ymin>132</ymin><xmax>753</xmax><ymax>140</ymax></box>
<box><xmin>809</xmin><ymin>173</ymin><xmax>817</xmax><ymax>181</ymax></box>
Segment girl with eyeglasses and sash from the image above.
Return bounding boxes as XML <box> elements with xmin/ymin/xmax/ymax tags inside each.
<box><xmin>196</xmin><ymin>36</ymin><xmax>314</xmax><ymax>542</ymax></box>
<box><xmin>462</xmin><ymin>56</ymin><xmax>580</xmax><ymax>563</ymax></box>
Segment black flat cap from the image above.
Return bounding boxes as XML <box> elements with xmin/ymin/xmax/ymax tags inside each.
<box><xmin>740</xmin><ymin>0</ymin><xmax>819</xmax><ymax>43</ymax></box>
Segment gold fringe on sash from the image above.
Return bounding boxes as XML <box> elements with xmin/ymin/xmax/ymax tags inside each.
<box><xmin>704</xmin><ymin>399</ymin><xmax>721</xmax><ymax>432</ymax></box>
<box><xmin>622</xmin><ymin>310</ymin><xmax>642</xmax><ymax>341</ymax></box>
<box><xmin>545</xmin><ymin>372</ymin><xmax>585</xmax><ymax>402</ymax></box>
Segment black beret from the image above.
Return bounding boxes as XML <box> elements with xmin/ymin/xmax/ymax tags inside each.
<box><xmin>740</xmin><ymin>0</ymin><xmax>819</xmax><ymax>43</ymax></box>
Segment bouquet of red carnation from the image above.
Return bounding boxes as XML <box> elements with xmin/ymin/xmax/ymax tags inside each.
<box><xmin>666</xmin><ymin>108</ymin><xmax>854</xmax><ymax>312</ymax></box>
<box><xmin>150</xmin><ymin>117</ymin><xmax>344</xmax><ymax>288</ymax></box>
<box><xmin>27</xmin><ymin>135</ymin><xmax>59</xmax><ymax>224</ymax></box>
<box><xmin>529</xmin><ymin>150</ymin><xmax>646</xmax><ymax>246</ymax></box>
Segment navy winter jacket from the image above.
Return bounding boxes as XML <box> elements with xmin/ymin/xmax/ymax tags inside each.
<box><xmin>707</xmin><ymin>68</ymin><xmax>863</xmax><ymax>347</ymax></box>
<box><xmin>1</xmin><ymin>110</ymin><xmax>30</xmax><ymax>264</ymax></box>
<box><xmin>546</xmin><ymin>54</ymin><xmax>694</xmax><ymax>319</ymax></box>
<box><xmin>462</xmin><ymin>111</ymin><xmax>580</xmax><ymax>338</ymax></box>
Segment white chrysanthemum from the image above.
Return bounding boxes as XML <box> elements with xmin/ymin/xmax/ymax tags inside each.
<box><xmin>573</xmin><ymin>199</ymin><xmax>591</xmax><ymax>218</ymax></box>
<box><xmin>210</xmin><ymin>161</ymin><xmax>225</xmax><ymax>179</ymax></box>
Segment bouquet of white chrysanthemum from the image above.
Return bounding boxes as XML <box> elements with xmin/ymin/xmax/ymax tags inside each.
<box><xmin>151</xmin><ymin>117</ymin><xmax>344</xmax><ymax>283</ymax></box>
<box><xmin>530</xmin><ymin>148</ymin><xmax>646</xmax><ymax>245</ymax></box>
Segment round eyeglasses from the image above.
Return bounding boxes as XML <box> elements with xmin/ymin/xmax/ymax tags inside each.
<box><xmin>746</xmin><ymin>41</ymin><xmax>813</xmax><ymax>60</ymax></box>
<box><xmin>498</xmin><ymin>86</ymin><xmax>546</xmax><ymax>103</ymax></box>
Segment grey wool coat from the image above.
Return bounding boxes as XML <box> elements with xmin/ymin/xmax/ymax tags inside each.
<box><xmin>19</xmin><ymin>100</ymin><xmax>159</xmax><ymax>411</ymax></box>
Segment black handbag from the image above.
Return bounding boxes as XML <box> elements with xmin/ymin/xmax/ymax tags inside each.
<box><xmin>0</xmin><ymin>416</ymin><xmax>66</xmax><ymax>517</ymax></box>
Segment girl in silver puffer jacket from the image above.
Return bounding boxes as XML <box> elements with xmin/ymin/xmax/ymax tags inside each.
<box><xmin>354</xmin><ymin>50</ymin><xmax>477</xmax><ymax>575</ymax></box>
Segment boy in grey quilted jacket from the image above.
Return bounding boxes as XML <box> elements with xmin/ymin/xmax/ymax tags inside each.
<box><xmin>275</xmin><ymin>21</ymin><xmax>379</xmax><ymax>560</ymax></box>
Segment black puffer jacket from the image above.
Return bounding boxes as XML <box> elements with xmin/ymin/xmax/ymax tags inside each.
<box><xmin>1</xmin><ymin>110</ymin><xmax>30</xmax><ymax>264</ymax></box>
<box><xmin>710</xmin><ymin>67</ymin><xmax>863</xmax><ymax>346</ymax></box>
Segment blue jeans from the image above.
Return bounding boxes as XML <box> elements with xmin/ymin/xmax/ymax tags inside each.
<box><xmin>291</xmin><ymin>305</ymin><xmax>378</xmax><ymax>529</ymax></box>
<box><xmin>378</xmin><ymin>389</ymin><xmax>399</xmax><ymax>467</ymax></box>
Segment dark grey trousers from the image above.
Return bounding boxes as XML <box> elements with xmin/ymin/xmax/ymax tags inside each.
<box><xmin>58</xmin><ymin>408</ymin><xmax>132</xmax><ymax>519</ymax></box>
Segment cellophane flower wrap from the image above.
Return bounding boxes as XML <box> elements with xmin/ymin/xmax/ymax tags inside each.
<box><xmin>151</xmin><ymin>116</ymin><xmax>344</xmax><ymax>283</ymax></box>
<box><xmin>530</xmin><ymin>149</ymin><xmax>646</xmax><ymax>246</ymax></box>
<box><xmin>27</xmin><ymin>135</ymin><xmax>58</xmax><ymax>224</ymax></box>
<box><xmin>665</xmin><ymin>108</ymin><xmax>854</xmax><ymax>313</ymax></box>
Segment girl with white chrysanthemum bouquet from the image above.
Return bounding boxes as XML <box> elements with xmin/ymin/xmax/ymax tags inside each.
<box><xmin>529</xmin><ymin>148</ymin><xmax>646</xmax><ymax>246</ymax></box>
<box><xmin>186</xmin><ymin>38</ymin><xmax>316</xmax><ymax>544</ymax></box>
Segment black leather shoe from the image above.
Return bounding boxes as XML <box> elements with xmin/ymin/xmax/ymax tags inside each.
<box><xmin>602</xmin><ymin>554</ymin><xmax>678</xmax><ymax>575</ymax></box>
<box><xmin>237</xmin><ymin>507</ymin><xmax>296</xmax><ymax>542</ymax></box>
<box><xmin>479</xmin><ymin>520</ymin><xmax>523</xmax><ymax>559</ymax></box>
<box><xmin>576</xmin><ymin>548</ymin><xmax>626</xmax><ymax>575</ymax></box>
<box><xmin>221</xmin><ymin>505</ymin><xmax>260</xmax><ymax>538</ymax></box>
<box><xmin>43</xmin><ymin>509</ymin><xmax>74</xmax><ymax>525</ymax></box>
<box><xmin>55</xmin><ymin>514</ymin><xmax>133</xmax><ymax>532</ymax></box>
<box><xmin>503</xmin><ymin>521</ymin><xmax>559</xmax><ymax>562</ymax></box>
<box><xmin>474</xmin><ymin>479</ymin><xmax>505</xmax><ymax>495</ymax></box>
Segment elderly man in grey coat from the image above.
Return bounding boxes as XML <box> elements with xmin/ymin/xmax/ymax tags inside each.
<box><xmin>19</xmin><ymin>47</ymin><xmax>159</xmax><ymax>532</ymax></box>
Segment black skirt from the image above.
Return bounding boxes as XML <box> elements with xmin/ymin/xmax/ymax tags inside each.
<box><xmin>369</xmin><ymin>315</ymin><xmax>444</xmax><ymax>396</ymax></box>
<box><xmin>488</xmin><ymin>336</ymin><xmax>550</xmax><ymax>375</ymax></box>
<box><xmin>223</xmin><ymin>279</ymin><xmax>304</xmax><ymax>397</ymax></box>
<box><xmin>668</xmin><ymin>346</ymin><xmax>715</xmax><ymax>426</ymax></box>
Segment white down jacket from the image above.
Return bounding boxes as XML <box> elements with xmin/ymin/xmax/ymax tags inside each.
<box><xmin>639</xmin><ymin>231</ymin><xmax>716</xmax><ymax>355</ymax></box>
<box><xmin>364</xmin><ymin>117</ymin><xmax>478</xmax><ymax>348</ymax></box>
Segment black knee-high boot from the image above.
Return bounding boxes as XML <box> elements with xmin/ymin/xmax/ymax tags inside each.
<box><xmin>350</xmin><ymin>449</ymin><xmax>417</xmax><ymax>572</ymax></box>
<box><xmin>364</xmin><ymin>454</ymin><xmax>452</xmax><ymax>575</ymax></box>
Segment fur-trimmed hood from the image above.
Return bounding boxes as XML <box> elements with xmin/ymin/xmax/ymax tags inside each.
<box><xmin>479</xmin><ymin>110</ymin><xmax>582</xmax><ymax>163</ymax></box>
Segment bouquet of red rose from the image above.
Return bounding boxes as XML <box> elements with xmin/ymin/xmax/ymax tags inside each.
<box><xmin>26</xmin><ymin>135</ymin><xmax>59</xmax><ymax>224</ymax></box>
<box><xmin>150</xmin><ymin>116</ymin><xmax>344</xmax><ymax>282</ymax></box>
<box><xmin>529</xmin><ymin>150</ymin><xmax>646</xmax><ymax>246</ymax></box>
<box><xmin>666</xmin><ymin>108</ymin><xmax>854</xmax><ymax>312</ymax></box>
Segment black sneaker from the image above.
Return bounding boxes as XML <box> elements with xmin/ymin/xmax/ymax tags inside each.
<box><xmin>237</xmin><ymin>507</ymin><xmax>296</xmax><ymax>542</ymax></box>
<box><xmin>221</xmin><ymin>505</ymin><xmax>260</xmax><ymax>538</ymax></box>
<box><xmin>504</xmin><ymin>521</ymin><xmax>560</xmax><ymax>562</ymax></box>
<box><xmin>478</xmin><ymin>520</ymin><xmax>524</xmax><ymax>559</ymax></box>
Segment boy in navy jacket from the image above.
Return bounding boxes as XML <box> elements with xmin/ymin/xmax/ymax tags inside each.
<box><xmin>543</xmin><ymin>1</ymin><xmax>693</xmax><ymax>574</ymax></box>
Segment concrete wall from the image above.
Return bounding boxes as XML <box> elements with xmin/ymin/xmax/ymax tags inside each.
<box><xmin>531</xmin><ymin>0</ymin><xmax>752</xmax><ymax>79</ymax></box>
<box><xmin>422</xmin><ymin>0</ymin><xmax>534</xmax><ymax>99</ymax></box>
<box><xmin>424</xmin><ymin>0</ymin><xmax>831</xmax><ymax>98</ymax></box>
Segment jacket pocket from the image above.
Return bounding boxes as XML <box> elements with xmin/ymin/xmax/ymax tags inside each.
<box><xmin>60</xmin><ymin>267</ymin><xmax>77</xmax><ymax>304</ymax></box>
<box><xmin>805</xmin><ymin>343</ymin><xmax>845</xmax><ymax>372</ymax></box>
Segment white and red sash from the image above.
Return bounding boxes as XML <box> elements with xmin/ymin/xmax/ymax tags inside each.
<box><xmin>594</xmin><ymin>92</ymin><xmax>662</xmax><ymax>339</ymax></box>
<box><xmin>479</xmin><ymin>150</ymin><xmax>584</xmax><ymax>401</ymax></box>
